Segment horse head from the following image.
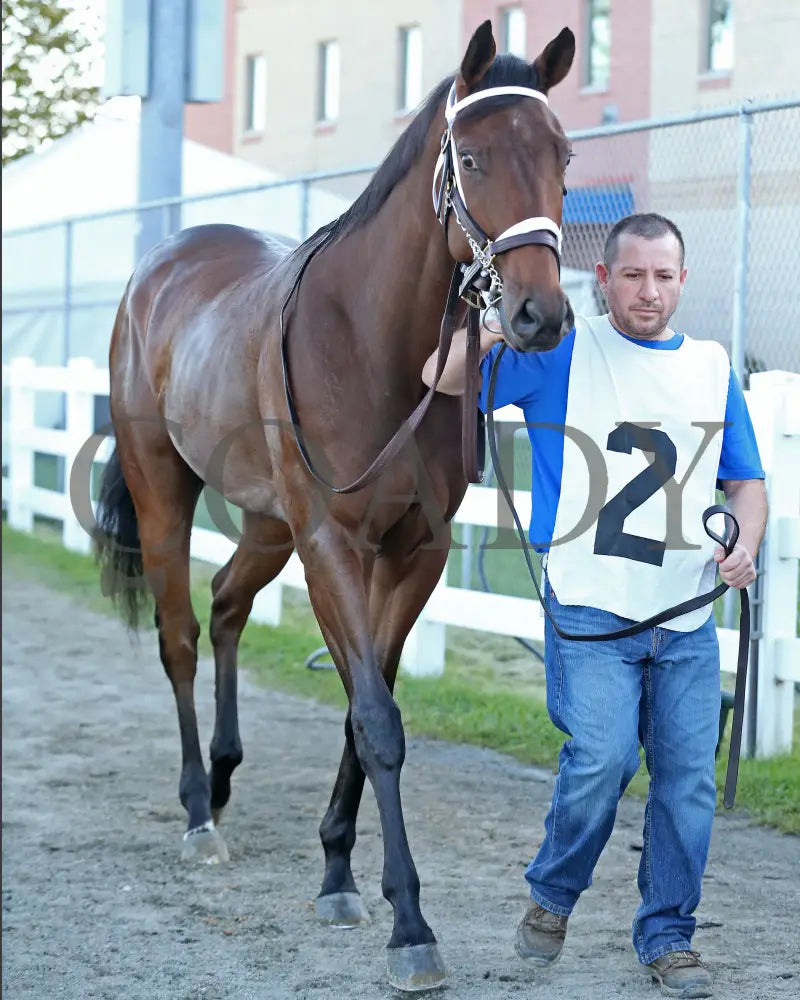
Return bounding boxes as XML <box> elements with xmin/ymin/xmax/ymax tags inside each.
<box><xmin>439</xmin><ymin>21</ymin><xmax>576</xmax><ymax>352</ymax></box>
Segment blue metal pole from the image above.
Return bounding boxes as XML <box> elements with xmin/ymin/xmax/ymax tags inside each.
<box><xmin>136</xmin><ymin>0</ymin><xmax>188</xmax><ymax>261</ymax></box>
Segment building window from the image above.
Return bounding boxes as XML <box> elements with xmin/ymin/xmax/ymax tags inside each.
<box><xmin>501</xmin><ymin>7</ymin><xmax>526</xmax><ymax>58</ymax></box>
<box><xmin>583</xmin><ymin>0</ymin><xmax>610</xmax><ymax>89</ymax></box>
<box><xmin>244</xmin><ymin>54</ymin><xmax>266</xmax><ymax>132</ymax></box>
<box><xmin>317</xmin><ymin>40</ymin><xmax>340</xmax><ymax>122</ymax></box>
<box><xmin>398</xmin><ymin>25</ymin><xmax>422</xmax><ymax>112</ymax></box>
<box><xmin>705</xmin><ymin>0</ymin><xmax>733</xmax><ymax>73</ymax></box>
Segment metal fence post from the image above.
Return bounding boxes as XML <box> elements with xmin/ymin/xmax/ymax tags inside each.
<box><xmin>731</xmin><ymin>101</ymin><xmax>753</xmax><ymax>385</ymax></box>
<box><xmin>63</xmin><ymin>219</ymin><xmax>73</xmax><ymax>365</ymax></box>
<box><xmin>300</xmin><ymin>179</ymin><xmax>310</xmax><ymax>240</ymax></box>
<box><xmin>460</xmin><ymin>523</ymin><xmax>474</xmax><ymax>589</ymax></box>
<box><xmin>136</xmin><ymin>0</ymin><xmax>187</xmax><ymax>260</ymax></box>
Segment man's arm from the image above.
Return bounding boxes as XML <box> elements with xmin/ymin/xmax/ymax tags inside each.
<box><xmin>421</xmin><ymin>327</ymin><xmax>504</xmax><ymax>395</ymax></box>
<box><xmin>714</xmin><ymin>478</ymin><xmax>768</xmax><ymax>588</ymax></box>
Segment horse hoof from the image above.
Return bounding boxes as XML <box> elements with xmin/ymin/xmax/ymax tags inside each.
<box><xmin>315</xmin><ymin>891</ymin><xmax>371</xmax><ymax>927</ymax></box>
<box><xmin>181</xmin><ymin>822</ymin><xmax>229</xmax><ymax>864</ymax></box>
<box><xmin>387</xmin><ymin>943</ymin><xmax>447</xmax><ymax>992</ymax></box>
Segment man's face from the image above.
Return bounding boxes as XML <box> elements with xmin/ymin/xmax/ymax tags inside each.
<box><xmin>595</xmin><ymin>233</ymin><xmax>687</xmax><ymax>340</ymax></box>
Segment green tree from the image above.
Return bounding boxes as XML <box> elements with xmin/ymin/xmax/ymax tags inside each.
<box><xmin>2</xmin><ymin>0</ymin><xmax>99</xmax><ymax>165</ymax></box>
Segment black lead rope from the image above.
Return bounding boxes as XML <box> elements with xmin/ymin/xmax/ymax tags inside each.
<box><xmin>484</xmin><ymin>342</ymin><xmax>751</xmax><ymax>808</ymax></box>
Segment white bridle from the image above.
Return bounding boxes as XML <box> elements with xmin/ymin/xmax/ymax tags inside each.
<box><xmin>432</xmin><ymin>82</ymin><xmax>563</xmax><ymax>258</ymax></box>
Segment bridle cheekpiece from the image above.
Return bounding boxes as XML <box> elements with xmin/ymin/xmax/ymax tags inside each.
<box><xmin>432</xmin><ymin>82</ymin><xmax>563</xmax><ymax>308</ymax></box>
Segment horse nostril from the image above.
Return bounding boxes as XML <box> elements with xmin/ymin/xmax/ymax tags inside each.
<box><xmin>512</xmin><ymin>295</ymin><xmax>571</xmax><ymax>348</ymax></box>
<box><xmin>523</xmin><ymin>298</ymin><xmax>542</xmax><ymax>325</ymax></box>
<box><xmin>510</xmin><ymin>298</ymin><xmax>544</xmax><ymax>340</ymax></box>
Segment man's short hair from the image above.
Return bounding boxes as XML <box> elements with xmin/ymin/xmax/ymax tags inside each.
<box><xmin>603</xmin><ymin>213</ymin><xmax>685</xmax><ymax>270</ymax></box>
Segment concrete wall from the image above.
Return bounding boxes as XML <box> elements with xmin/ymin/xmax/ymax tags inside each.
<box><xmin>460</xmin><ymin>3</ymin><xmax>653</xmax><ymax>276</ymax></box>
<box><xmin>229</xmin><ymin>0</ymin><xmax>462</xmax><ymax>200</ymax></box>
<box><xmin>179</xmin><ymin>1</ymin><xmax>799</xmax><ymax>372</ymax></box>
<box><xmin>461</xmin><ymin>0</ymin><xmax>651</xmax><ymax>131</ymax></box>
<box><xmin>650</xmin><ymin>0</ymin><xmax>800</xmax><ymax>115</ymax></box>
<box><xmin>184</xmin><ymin>0</ymin><xmax>237</xmax><ymax>154</ymax></box>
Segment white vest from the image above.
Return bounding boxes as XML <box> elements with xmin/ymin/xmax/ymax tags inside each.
<box><xmin>546</xmin><ymin>315</ymin><xmax>731</xmax><ymax>632</ymax></box>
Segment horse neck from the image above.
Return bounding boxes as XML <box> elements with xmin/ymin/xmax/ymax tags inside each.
<box><xmin>325</xmin><ymin>123</ymin><xmax>455</xmax><ymax>379</ymax></box>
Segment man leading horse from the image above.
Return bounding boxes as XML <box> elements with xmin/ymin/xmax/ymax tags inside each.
<box><xmin>422</xmin><ymin>211</ymin><xmax>767</xmax><ymax>999</ymax></box>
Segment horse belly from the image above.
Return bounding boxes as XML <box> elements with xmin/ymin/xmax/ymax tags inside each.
<box><xmin>161</xmin><ymin>350</ymin><xmax>285</xmax><ymax>518</ymax></box>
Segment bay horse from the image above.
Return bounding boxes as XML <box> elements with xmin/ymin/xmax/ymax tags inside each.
<box><xmin>94</xmin><ymin>21</ymin><xmax>575</xmax><ymax>991</ymax></box>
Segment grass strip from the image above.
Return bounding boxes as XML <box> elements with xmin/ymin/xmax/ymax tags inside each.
<box><xmin>3</xmin><ymin>522</ymin><xmax>797</xmax><ymax>835</ymax></box>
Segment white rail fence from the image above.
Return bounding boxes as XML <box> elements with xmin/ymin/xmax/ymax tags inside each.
<box><xmin>3</xmin><ymin>357</ymin><xmax>799</xmax><ymax>756</ymax></box>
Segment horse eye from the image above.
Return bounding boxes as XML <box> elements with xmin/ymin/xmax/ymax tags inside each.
<box><xmin>460</xmin><ymin>152</ymin><xmax>478</xmax><ymax>172</ymax></box>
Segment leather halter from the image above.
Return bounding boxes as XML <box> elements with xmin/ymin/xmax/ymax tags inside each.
<box><xmin>432</xmin><ymin>82</ymin><xmax>563</xmax><ymax>287</ymax></box>
<box><xmin>431</xmin><ymin>81</ymin><xmax>567</xmax><ymax>482</ymax></box>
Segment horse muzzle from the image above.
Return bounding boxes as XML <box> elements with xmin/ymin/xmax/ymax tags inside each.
<box><xmin>501</xmin><ymin>293</ymin><xmax>574</xmax><ymax>353</ymax></box>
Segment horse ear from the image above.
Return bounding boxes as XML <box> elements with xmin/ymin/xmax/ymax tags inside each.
<box><xmin>456</xmin><ymin>20</ymin><xmax>496</xmax><ymax>99</ymax></box>
<box><xmin>531</xmin><ymin>27</ymin><xmax>575</xmax><ymax>93</ymax></box>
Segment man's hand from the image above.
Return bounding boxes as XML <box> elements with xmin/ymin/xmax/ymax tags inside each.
<box><xmin>421</xmin><ymin>325</ymin><xmax>506</xmax><ymax>395</ymax></box>
<box><xmin>713</xmin><ymin>542</ymin><xmax>756</xmax><ymax>589</ymax></box>
<box><xmin>479</xmin><ymin>326</ymin><xmax>505</xmax><ymax>353</ymax></box>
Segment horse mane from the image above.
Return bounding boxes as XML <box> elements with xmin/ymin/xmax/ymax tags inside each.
<box><xmin>292</xmin><ymin>54</ymin><xmax>542</xmax><ymax>263</ymax></box>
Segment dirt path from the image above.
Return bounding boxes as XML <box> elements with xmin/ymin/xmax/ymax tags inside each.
<box><xmin>2</xmin><ymin>579</ymin><xmax>798</xmax><ymax>1000</ymax></box>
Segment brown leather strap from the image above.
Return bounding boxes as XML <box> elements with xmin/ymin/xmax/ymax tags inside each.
<box><xmin>461</xmin><ymin>304</ymin><xmax>484</xmax><ymax>483</ymax></box>
<box><xmin>449</xmin><ymin>187</ymin><xmax>488</xmax><ymax>245</ymax></box>
<box><xmin>488</xmin><ymin>231</ymin><xmax>560</xmax><ymax>258</ymax></box>
<box><xmin>724</xmin><ymin>588</ymin><xmax>750</xmax><ymax>809</ymax></box>
<box><xmin>282</xmin><ymin>264</ymin><xmax>470</xmax><ymax>493</ymax></box>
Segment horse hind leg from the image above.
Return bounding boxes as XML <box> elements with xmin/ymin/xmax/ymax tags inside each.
<box><xmin>113</xmin><ymin>423</ymin><xmax>227</xmax><ymax>864</ymax></box>
<box><xmin>208</xmin><ymin>512</ymin><xmax>294</xmax><ymax>824</ymax></box>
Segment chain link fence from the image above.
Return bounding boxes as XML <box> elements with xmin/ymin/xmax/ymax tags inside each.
<box><xmin>3</xmin><ymin>99</ymin><xmax>798</xmax><ymax>407</ymax></box>
<box><xmin>563</xmin><ymin>99</ymin><xmax>800</xmax><ymax>378</ymax></box>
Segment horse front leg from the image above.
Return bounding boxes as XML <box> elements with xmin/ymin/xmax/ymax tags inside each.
<box><xmin>316</xmin><ymin>531</ymin><xmax>452</xmax><ymax>925</ymax></box>
<box><xmin>299</xmin><ymin>525</ymin><xmax>447</xmax><ymax>992</ymax></box>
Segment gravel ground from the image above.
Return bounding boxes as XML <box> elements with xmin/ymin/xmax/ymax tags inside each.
<box><xmin>2</xmin><ymin>578</ymin><xmax>799</xmax><ymax>1000</ymax></box>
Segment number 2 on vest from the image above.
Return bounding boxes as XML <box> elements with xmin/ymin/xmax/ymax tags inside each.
<box><xmin>593</xmin><ymin>422</ymin><xmax>678</xmax><ymax>566</ymax></box>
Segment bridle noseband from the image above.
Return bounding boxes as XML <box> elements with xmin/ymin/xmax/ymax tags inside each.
<box><xmin>432</xmin><ymin>82</ymin><xmax>563</xmax><ymax>308</ymax></box>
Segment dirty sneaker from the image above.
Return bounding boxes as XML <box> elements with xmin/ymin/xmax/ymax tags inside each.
<box><xmin>514</xmin><ymin>900</ymin><xmax>568</xmax><ymax>966</ymax></box>
<box><xmin>645</xmin><ymin>950</ymin><xmax>713</xmax><ymax>998</ymax></box>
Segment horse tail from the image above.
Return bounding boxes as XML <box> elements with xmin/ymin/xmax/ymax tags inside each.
<box><xmin>93</xmin><ymin>447</ymin><xmax>150</xmax><ymax>629</ymax></box>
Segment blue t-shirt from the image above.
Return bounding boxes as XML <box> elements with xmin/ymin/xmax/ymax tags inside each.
<box><xmin>478</xmin><ymin>325</ymin><xmax>765</xmax><ymax>550</ymax></box>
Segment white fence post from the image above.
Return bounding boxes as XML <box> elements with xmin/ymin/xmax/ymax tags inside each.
<box><xmin>7</xmin><ymin>357</ymin><xmax>36</xmax><ymax>533</ymax></box>
<box><xmin>63</xmin><ymin>358</ymin><xmax>97</xmax><ymax>554</ymax></box>
<box><xmin>250</xmin><ymin>581</ymin><xmax>284</xmax><ymax>627</ymax></box>
<box><xmin>400</xmin><ymin>567</ymin><xmax>447</xmax><ymax>678</ymax></box>
<box><xmin>749</xmin><ymin>371</ymin><xmax>800</xmax><ymax>757</ymax></box>
<box><xmin>3</xmin><ymin>358</ymin><xmax>798</xmax><ymax>755</ymax></box>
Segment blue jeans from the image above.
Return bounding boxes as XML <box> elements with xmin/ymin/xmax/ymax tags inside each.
<box><xmin>526</xmin><ymin>576</ymin><xmax>721</xmax><ymax>965</ymax></box>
